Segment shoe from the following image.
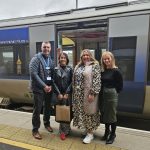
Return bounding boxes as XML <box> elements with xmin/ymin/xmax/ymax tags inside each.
<box><xmin>60</xmin><ymin>133</ymin><xmax>66</xmax><ymax>140</ymax></box>
<box><xmin>101</xmin><ymin>129</ymin><xmax>110</xmax><ymax>141</ymax></box>
<box><xmin>32</xmin><ymin>132</ymin><xmax>42</xmax><ymax>140</ymax></box>
<box><xmin>45</xmin><ymin>126</ymin><xmax>53</xmax><ymax>132</ymax></box>
<box><xmin>106</xmin><ymin>134</ymin><xmax>116</xmax><ymax>144</ymax></box>
<box><xmin>83</xmin><ymin>133</ymin><xmax>94</xmax><ymax>144</ymax></box>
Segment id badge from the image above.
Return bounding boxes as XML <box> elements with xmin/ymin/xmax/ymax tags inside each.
<box><xmin>47</xmin><ymin>77</ymin><xmax>51</xmax><ymax>80</ymax></box>
<box><xmin>46</xmin><ymin>67</ymin><xmax>50</xmax><ymax>70</ymax></box>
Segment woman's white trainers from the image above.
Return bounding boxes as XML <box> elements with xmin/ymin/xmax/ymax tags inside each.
<box><xmin>83</xmin><ymin>133</ymin><xmax>94</xmax><ymax>144</ymax></box>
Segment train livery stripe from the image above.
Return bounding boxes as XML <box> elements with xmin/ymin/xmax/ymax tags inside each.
<box><xmin>0</xmin><ymin>138</ymin><xmax>48</xmax><ymax>150</ymax></box>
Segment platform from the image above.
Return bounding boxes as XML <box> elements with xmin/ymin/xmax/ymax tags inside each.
<box><xmin>0</xmin><ymin>109</ymin><xmax>150</xmax><ymax>150</ymax></box>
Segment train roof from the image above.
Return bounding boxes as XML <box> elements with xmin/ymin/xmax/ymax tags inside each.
<box><xmin>0</xmin><ymin>0</ymin><xmax>150</xmax><ymax>28</ymax></box>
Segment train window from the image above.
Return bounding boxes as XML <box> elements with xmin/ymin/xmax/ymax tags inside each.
<box><xmin>109</xmin><ymin>36</ymin><xmax>137</xmax><ymax>81</ymax></box>
<box><xmin>0</xmin><ymin>46</ymin><xmax>13</xmax><ymax>75</ymax></box>
<box><xmin>36</xmin><ymin>42</ymin><xmax>42</xmax><ymax>53</ymax></box>
<box><xmin>0</xmin><ymin>44</ymin><xmax>30</xmax><ymax>79</ymax></box>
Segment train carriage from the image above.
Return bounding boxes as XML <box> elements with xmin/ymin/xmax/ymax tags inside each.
<box><xmin>0</xmin><ymin>0</ymin><xmax>150</xmax><ymax>120</ymax></box>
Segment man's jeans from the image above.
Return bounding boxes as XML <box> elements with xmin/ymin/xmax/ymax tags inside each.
<box><xmin>32</xmin><ymin>92</ymin><xmax>52</xmax><ymax>133</ymax></box>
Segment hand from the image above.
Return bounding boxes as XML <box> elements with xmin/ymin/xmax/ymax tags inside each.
<box><xmin>44</xmin><ymin>86</ymin><xmax>52</xmax><ymax>93</ymax></box>
<box><xmin>57</xmin><ymin>94</ymin><xmax>63</xmax><ymax>100</ymax></box>
<box><xmin>88</xmin><ymin>94</ymin><xmax>95</xmax><ymax>103</ymax></box>
<box><xmin>63</xmin><ymin>94</ymin><xmax>69</xmax><ymax>100</ymax></box>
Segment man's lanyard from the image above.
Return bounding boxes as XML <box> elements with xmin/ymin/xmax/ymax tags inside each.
<box><xmin>42</xmin><ymin>56</ymin><xmax>50</xmax><ymax>70</ymax></box>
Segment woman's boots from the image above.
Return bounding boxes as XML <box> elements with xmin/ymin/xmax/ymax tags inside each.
<box><xmin>106</xmin><ymin>133</ymin><xmax>116</xmax><ymax>144</ymax></box>
<box><xmin>101</xmin><ymin>123</ymin><xmax>110</xmax><ymax>141</ymax></box>
<box><xmin>106</xmin><ymin>122</ymin><xmax>116</xmax><ymax>144</ymax></box>
<box><xmin>101</xmin><ymin>128</ymin><xmax>110</xmax><ymax>141</ymax></box>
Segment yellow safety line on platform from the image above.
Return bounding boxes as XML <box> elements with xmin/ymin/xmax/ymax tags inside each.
<box><xmin>0</xmin><ymin>138</ymin><xmax>49</xmax><ymax>150</ymax></box>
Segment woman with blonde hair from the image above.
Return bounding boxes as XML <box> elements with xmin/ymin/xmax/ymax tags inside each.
<box><xmin>100</xmin><ymin>51</ymin><xmax>123</xmax><ymax>144</ymax></box>
<box><xmin>73</xmin><ymin>49</ymin><xmax>101</xmax><ymax>144</ymax></box>
<box><xmin>101</xmin><ymin>51</ymin><xmax>117</xmax><ymax>70</ymax></box>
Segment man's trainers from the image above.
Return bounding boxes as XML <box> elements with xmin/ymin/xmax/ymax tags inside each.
<box><xmin>83</xmin><ymin>133</ymin><xmax>94</xmax><ymax>144</ymax></box>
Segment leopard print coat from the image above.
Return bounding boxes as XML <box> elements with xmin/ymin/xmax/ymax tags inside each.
<box><xmin>73</xmin><ymin>62</ymin><xmax>101</xmax><ymax>131</ymax></box>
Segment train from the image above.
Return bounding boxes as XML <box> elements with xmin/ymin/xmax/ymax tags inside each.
<box><xmin>0</xmin><ymin>0</ymin><xmax>150</xmax><ymax>119</ymax></box>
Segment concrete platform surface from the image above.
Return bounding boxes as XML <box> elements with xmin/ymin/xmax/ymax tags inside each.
<box><xmin>0</xmin><ymin>109</ymin><xmax>150</xmax><ymax>150</ymax></box>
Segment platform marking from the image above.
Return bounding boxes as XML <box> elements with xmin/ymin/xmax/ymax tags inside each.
<box><xmin>0</xmin><ymin>138</ymin><xmax>49</xmax><ymax>150</ymax></box>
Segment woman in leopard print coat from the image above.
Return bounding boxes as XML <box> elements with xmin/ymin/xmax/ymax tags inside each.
<box><xmin>72</xmin><ymin>49</ymin><xmax>101</xmax><ymax>144</ymax></box>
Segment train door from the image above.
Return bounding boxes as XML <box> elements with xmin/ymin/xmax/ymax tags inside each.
<box><xmin>143</xmin><ymin>19</ymin><xmax>150</xmax><ymax>117</ymax></box>
<box><xmin>56</xmin><ymin>20</ymin><xmax>108</xmax><ymax>66</ymax></box>
<box><xmin>108</xmin><ymin>15</ymin><xmax>150</xmax><ymax>114</ymax></box>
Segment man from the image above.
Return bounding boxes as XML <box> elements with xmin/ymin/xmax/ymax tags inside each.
<box><xmin>29</xmin><ymin>41</ymin><xmax>55</xmax><ymax>140</ymax></box>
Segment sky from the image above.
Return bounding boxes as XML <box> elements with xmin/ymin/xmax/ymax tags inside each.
<box><xmin>0</xmin><ymin>0</ymin><xmax>139</xmax><ymax>20</ymax></box>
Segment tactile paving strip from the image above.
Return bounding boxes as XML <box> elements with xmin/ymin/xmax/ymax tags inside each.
<box><xmin>0</xmin><ymin>124</ymin><xmax>124</xmax><ymax>150</ymax></box>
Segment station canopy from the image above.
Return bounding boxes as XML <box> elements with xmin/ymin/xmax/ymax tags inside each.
<box><xmin>0</xmin><ymin>0</ymin><xmax>142</xmax><ymax>20</ymax></box>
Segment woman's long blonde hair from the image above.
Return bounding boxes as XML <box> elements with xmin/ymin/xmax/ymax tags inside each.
<box><xmin>101</xmin><ymin>51</ymin><xmax>117</xmax><ymax>71</ymax></box>
<box><xmin>77</xmin><ymin>49</ymin><xmax>98</xmax><ymax>67</ymax></box>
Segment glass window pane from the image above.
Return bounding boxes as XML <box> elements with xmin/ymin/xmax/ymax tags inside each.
<box><xmin>0</xmin><ymin>46</ymin><xmax>13</xmax><ymax>75</ymax></box>
<box><xmin>0</xmin><ymin>44</ymin><xmax>29</xmax><ymax>79</ymax></box>
<box><xmin>109</xmin><ymin>36</ymin><xmax>137</xmax><ymax>81</ymax></box>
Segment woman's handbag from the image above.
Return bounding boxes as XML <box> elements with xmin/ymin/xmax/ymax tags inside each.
<box><xmin>55</xmin><ymin>105</ymin><xmax>71</xmax><ymax>123</ymax></box>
